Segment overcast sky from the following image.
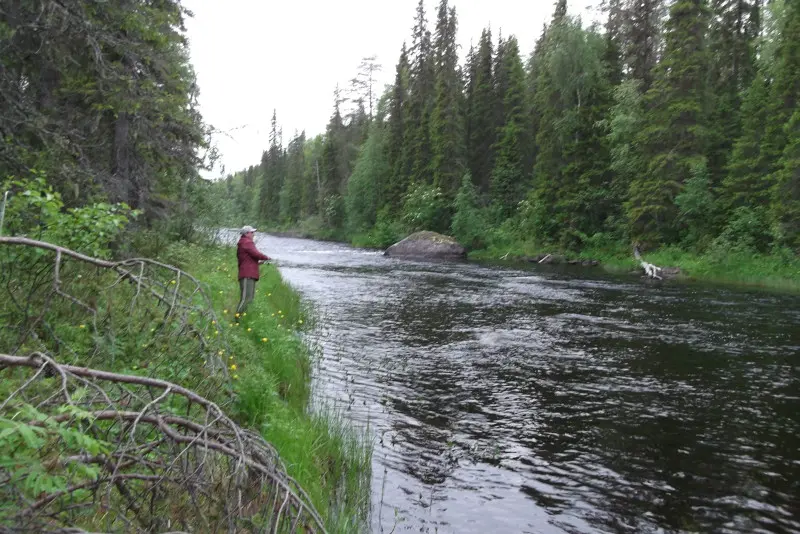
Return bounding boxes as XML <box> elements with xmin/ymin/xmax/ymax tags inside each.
<box><xmin>183</xmin><ymin>0</ymin><xmax>598</xmax><ymax>179</ymax></box>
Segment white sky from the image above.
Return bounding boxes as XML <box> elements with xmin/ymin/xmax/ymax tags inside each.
<box><xmin>183</xmin><ymin>0</ymin><xmax>599</xmax><ymax>179</ymax></box>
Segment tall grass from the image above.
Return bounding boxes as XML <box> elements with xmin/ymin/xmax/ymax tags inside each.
<box><xmin>163</xmin><ymin>243</ymin><xmax>373</xmax><ymax>532</ymax></box>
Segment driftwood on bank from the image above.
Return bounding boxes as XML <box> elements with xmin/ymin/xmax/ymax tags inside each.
<box><xmin>0</xmin><ymin>352</ymin><xmax>326</xmax><ymax>533</ymax></box>
<box><xmin>0</xmin><ymin>236</ymin><xmax>230</xmax><ymax>394</ymax></box>
<box><xmin>0</xmin><ymin>238</ymin><xmax>327</xmax><ymax>533</ymax></box>
<box><xmin>633</xmin><ymin>245</ymin><xmax>681</xmax><ymax>280</ymax></box>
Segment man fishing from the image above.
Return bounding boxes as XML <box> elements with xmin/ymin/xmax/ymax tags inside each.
<box><xmin>236</xmin><ymin>225</ymin><xmax>271</xmax><ymax>314</ymax></box>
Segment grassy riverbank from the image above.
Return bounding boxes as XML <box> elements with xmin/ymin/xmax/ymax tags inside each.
<box><xmin>470</xmin><ymin>240</ymin><xmax>800</xmax><ymax>292</ymax></box>
<box><xmin>162</xmin><ymin>242</ymin><xmax>372</xmax><ymax>532</ymax></box>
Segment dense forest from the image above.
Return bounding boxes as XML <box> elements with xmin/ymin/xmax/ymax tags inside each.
<box><xmin>212</xmin><ymin>0</ymin><xmax>799</xmax><ymax>262</ymax></box>
<box><xmin>1</xmin><ymin>0</ymin><xmax>214</xmax><ymax>247</ymax></box>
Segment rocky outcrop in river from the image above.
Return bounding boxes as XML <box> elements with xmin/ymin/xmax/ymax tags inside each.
<box><xmin>385</xmin><ymin>231</ymin><xmax>467</xmax><ymax>261</ymax></box>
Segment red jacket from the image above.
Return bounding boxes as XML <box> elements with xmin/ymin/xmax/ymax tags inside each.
<box><xmin>237</xmin><ymin>235</ymin><xmax>270</xmax><ymax>280</ymax></box>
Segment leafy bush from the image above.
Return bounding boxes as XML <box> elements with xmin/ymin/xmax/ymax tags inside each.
<box><xmin>711</xmin><ymin>206</ymin><xmax>773</xmax><ymax>254</ymax></box>
<box><xmin>451</xmin><ymin>174</ymin><xmax>486</xmax><ymax>250</ymax></box>
<box><xmin>2</xmin><ymin>174</ymin><xmax>137</xmax><ymax>258</ymax></box>
<box><xmin>402</xmin><ymin>182</ymin><xmax>448</xmax><ymax>233</ymax></box>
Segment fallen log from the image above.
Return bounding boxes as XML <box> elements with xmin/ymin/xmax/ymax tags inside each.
<box><xmin>634</xmin><ymin>245</ymin><xmax>663</xmax><ymax>280</ymax></box>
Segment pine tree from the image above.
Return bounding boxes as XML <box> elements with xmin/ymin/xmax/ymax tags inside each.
<box><xmin>489</xmin><ymin>36</ymin><xmax>528</xmax><ymax>219</ymax></box>
<box><xmin>430</xmin><ymin>0</ymin><xmax>466</xmax><ymax>201</ymax></box>
<box><xmin>466</xmin><ymin>28</ymin><xmax>496</xmax><ymax>193</ymax></box>
<box><xmin>628</xmin><ymin>0</ymin><xmax>711</xmax><ymax>246</ymax></box>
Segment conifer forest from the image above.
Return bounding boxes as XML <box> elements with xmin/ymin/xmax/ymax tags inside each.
<box><xmin>212</xmin><ymin>0</ymin><xmax>799</xmax><ymax>267</ymax></box>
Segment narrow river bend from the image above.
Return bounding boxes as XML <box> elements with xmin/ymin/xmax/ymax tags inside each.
<box><xmin>255</xmin><ymin>234</ymin><xmax>800</xmax><ymax>534</ymax></box>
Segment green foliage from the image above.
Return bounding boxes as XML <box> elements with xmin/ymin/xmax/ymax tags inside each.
<box><xmin>630</xmin><ymin>0</ymin><xmax>711</xmax><ymax>245</ymax></box>
<box><xmin>772</xmin><ymin>108</ymin><xmax>800</xmax><ymax>248</ymax></box>
<box><xmin>430</xmin><ymin>0</ymin><xmax>466</xmax><ymax>202</ymax></box>
<box><xmin>2</xmin><ymin>175</ymin><xmax>137</xmax><ymax>258</ymax></box>
<box><xmin>402</xmin><ymin>182</ymin><xmax>448</xmax><ymax>232</ymax></box>
<box><xmin>490</xmin><ymin>37</ymin><xmax>529</xmax><ymax>220</ymax></box>
<box><xmin>451</xmin><ymin>174</ymin><xmax>486</xmax><ymax>249</ymax></box>
<box><xmin>346</xmin><ymin>123</ymin><xmax>390</xmax><ymax>233</ymax></box>
<box><xmin>466</xmin><ymin>28</ymin><xmax>498</xmax><ymax>193</ymax></box>
<box><xmin>675</xmin><ymin>159</ymin><xmax>718</xmax><ymax>248</ymax></box>
<box><xmin>0</xmin><ymin>0</ymin><xmax>208</xmax><ymax>217</ymax></box>
<box><xmin>0</xmin><ymin>403</ymin><xmax>111</xmax><ymax>520</ymax></box>
<box><xmin>204</xmin><ymin>0</ymin><xmax>797</xmax><ymax>287</ymax></box>
<box><xmin>713</xmin><ymin>206</ymin><xmax>773</xmax><ymax>253</ymax></box>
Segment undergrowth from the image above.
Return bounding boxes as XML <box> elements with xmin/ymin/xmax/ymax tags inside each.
<box><xmin>161</xmin><ymin>242</ymin><xmax>373</xmax><ymax>532</ymax></box>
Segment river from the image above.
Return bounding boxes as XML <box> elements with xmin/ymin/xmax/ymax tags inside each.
<box><xmin>253</xmin><ymin>233</ymin><xmax>800</xmax><ymax>534</ymax></box>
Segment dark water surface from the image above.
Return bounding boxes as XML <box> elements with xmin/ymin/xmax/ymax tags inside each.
<box><xmin>255</xmin><ymin>234</ymin><xmax>800</xmax><ymax>534</ymax></box>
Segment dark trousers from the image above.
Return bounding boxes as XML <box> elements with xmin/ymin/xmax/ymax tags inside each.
<box><xmin>237</xmin><ymin>278</ymin><xmax>256</xmax><ymax>314</ymax></box>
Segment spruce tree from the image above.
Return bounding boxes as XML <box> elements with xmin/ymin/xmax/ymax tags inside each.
<box><xmin>720</xmin><ymin>72</ymin><xmax>772</xmax><ymax>211</ymax></box>
<box><xmin>259</xmin><ymin>110</ymin><xmax>284</xmax><ymax>223</ymax></box>
<box><xmin>767</xmin><ymin>0</ymin><xmax>800</xmax><ymax>247</ymax></box>
<box><xmin>531</xmin><ymin>16</ymin><xmax>612</xmax><ymax>247</ymax></box>
<box><xmin>773</xmin><ymin>108</ymin><xmax>800</xmax><ymax>248</ymax></box>
<box><xmin>430</xmin><ymin>0</ymin><xmax>466</xmax><ymax>201</ymax></box>
<box><xmin>387</xmin><ymin>44</ymin><xmax>411</xmax><ymax>214</ymax></box>
<box><xmin>280</xmin><ymin>131</ymin><xmax>306</xmax><ymax>222</ymax></box>
<box><xmin>466</xmin><ymin>28</ymin><xmax>496</xmax><ymax>193</ymax></box>
<box><xmin>624</xmin><ymin>0</ymin><xmax>667</xmax><ymax>91</ymax></box>
<box><xmin>490</xmin><ymin>36</ymin><xmax>528</xmax><ymax>219</ymax></box>
<box><xmin>707</xmin><ymin>0</ymin><xmax>761</xmax><ymax>185</ymax></box>
<box><xmin>405</xmin><ymin>0</ymin><xmax>436</xmax><ymax>186</ymax></box>
<box><xmin>629</xmin><ymin>0</ymin><xmax>711</xmax><ymax>246</ymax></box>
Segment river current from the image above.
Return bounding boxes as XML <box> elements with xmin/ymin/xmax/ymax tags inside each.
<box><xmin>254</xmin><ymin>233</ymin><xmax>800</xmax><ymax>534</ymax></box>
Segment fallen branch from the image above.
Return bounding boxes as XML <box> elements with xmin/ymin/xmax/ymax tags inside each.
<box><xmin>0</xmin><ymin>352</ymin><xmax>327</xmax><ymax>533</ymax></box>
<box><xmin>633</xmin><ymin>245</ymin><xmax>663</xmax><ymax>280</ymax></box>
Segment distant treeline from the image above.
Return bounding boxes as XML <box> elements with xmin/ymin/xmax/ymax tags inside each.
<box><xmin>212</xmin><ymin>0</ymin><xmax>799</xmax><ymax>257</ymax></box>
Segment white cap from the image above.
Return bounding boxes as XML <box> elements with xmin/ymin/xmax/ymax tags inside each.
<box><xmin>240</xmin><ymin>225</ymin><xmax>257</xmax><ymax>235</ymax></box>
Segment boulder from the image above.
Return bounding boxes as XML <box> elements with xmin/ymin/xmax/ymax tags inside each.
<box><xmin>384</xmin><ymin>231</ymin><xmax>467</xmax><ymax>261</ymax></box>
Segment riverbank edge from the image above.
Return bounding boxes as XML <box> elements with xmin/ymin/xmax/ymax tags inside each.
<box><xmin>163</xmin><ymin>242</ymin><xmax>373</xmax><ymax>533</ymax></box>
<box><xmin>255</xmin><ymin>224</ymin><xmax>799</xmax><ymax>293</ymax></box>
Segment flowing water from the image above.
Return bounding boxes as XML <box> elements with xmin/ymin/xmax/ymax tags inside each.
<box><xmin>254</xmin><ymin>233</ymin><xmax>800</xmax><ymax>534</ymax></box>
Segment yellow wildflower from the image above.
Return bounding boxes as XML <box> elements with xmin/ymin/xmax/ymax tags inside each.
<box><xmin>235</xmin><ymin>313</ymin><xmax>240</xmax><ymax>318</ymax></box>
<box><xmin>233</xmin><ymin>374</ymin><xmax>239</xmax><ymax>380</ymax></box>
<box><xmin>247</xmin><ymin>328</ymin><xmax>252</xmax><ymax>332</ymax></box>
<box><xmin>79</xmin><ymin>324</ymin><xmax>86</xmax><ymax>329</ymax></box>
<box><xmin>218</xmin><ymin>350</ymin><xmax>224</xmax><ymax>356</ymax></box>
<box><xmin>261</xmin><ymin>337</ymin><xmax>268</xmax><ymax>343</ymax></box>
<box><xmin>230</xmin><ymin>364</ymin><xmax>237</xmax><ymax>371</ymax></box>
<box><xmin>170</xmin><ymin>280</ymin><xmax>176</xmax><ymax>285</ymax></box>
<box><xmin>223</xmin><ymin>309</ymin><xmax>228</xmax><ymax>314</ymax></box>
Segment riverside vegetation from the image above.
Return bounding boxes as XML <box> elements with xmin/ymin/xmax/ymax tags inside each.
<box><xmin>0</xmin><ymin>0</ymin><xmax>370</xmax><ymax>529</ymax></box>
<box><xmin>0</xmin><ymin>178</ymin><xmax>371</xmax><ymax>532</ymax></box>
<box><xmin>206</xmin><ymin>0</ymin><xmax>800</xmax><ymax>291</ymax></box>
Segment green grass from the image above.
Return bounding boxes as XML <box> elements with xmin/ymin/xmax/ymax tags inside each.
<box><xmin>468</xmin><ymin>237</ymin><xmax>800</xmax><ymax>292</ymax></box>
<box><xmin>163</xmin><ymin>243</ymin><xmax>372</xmax><ymax>532</ymax></box>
